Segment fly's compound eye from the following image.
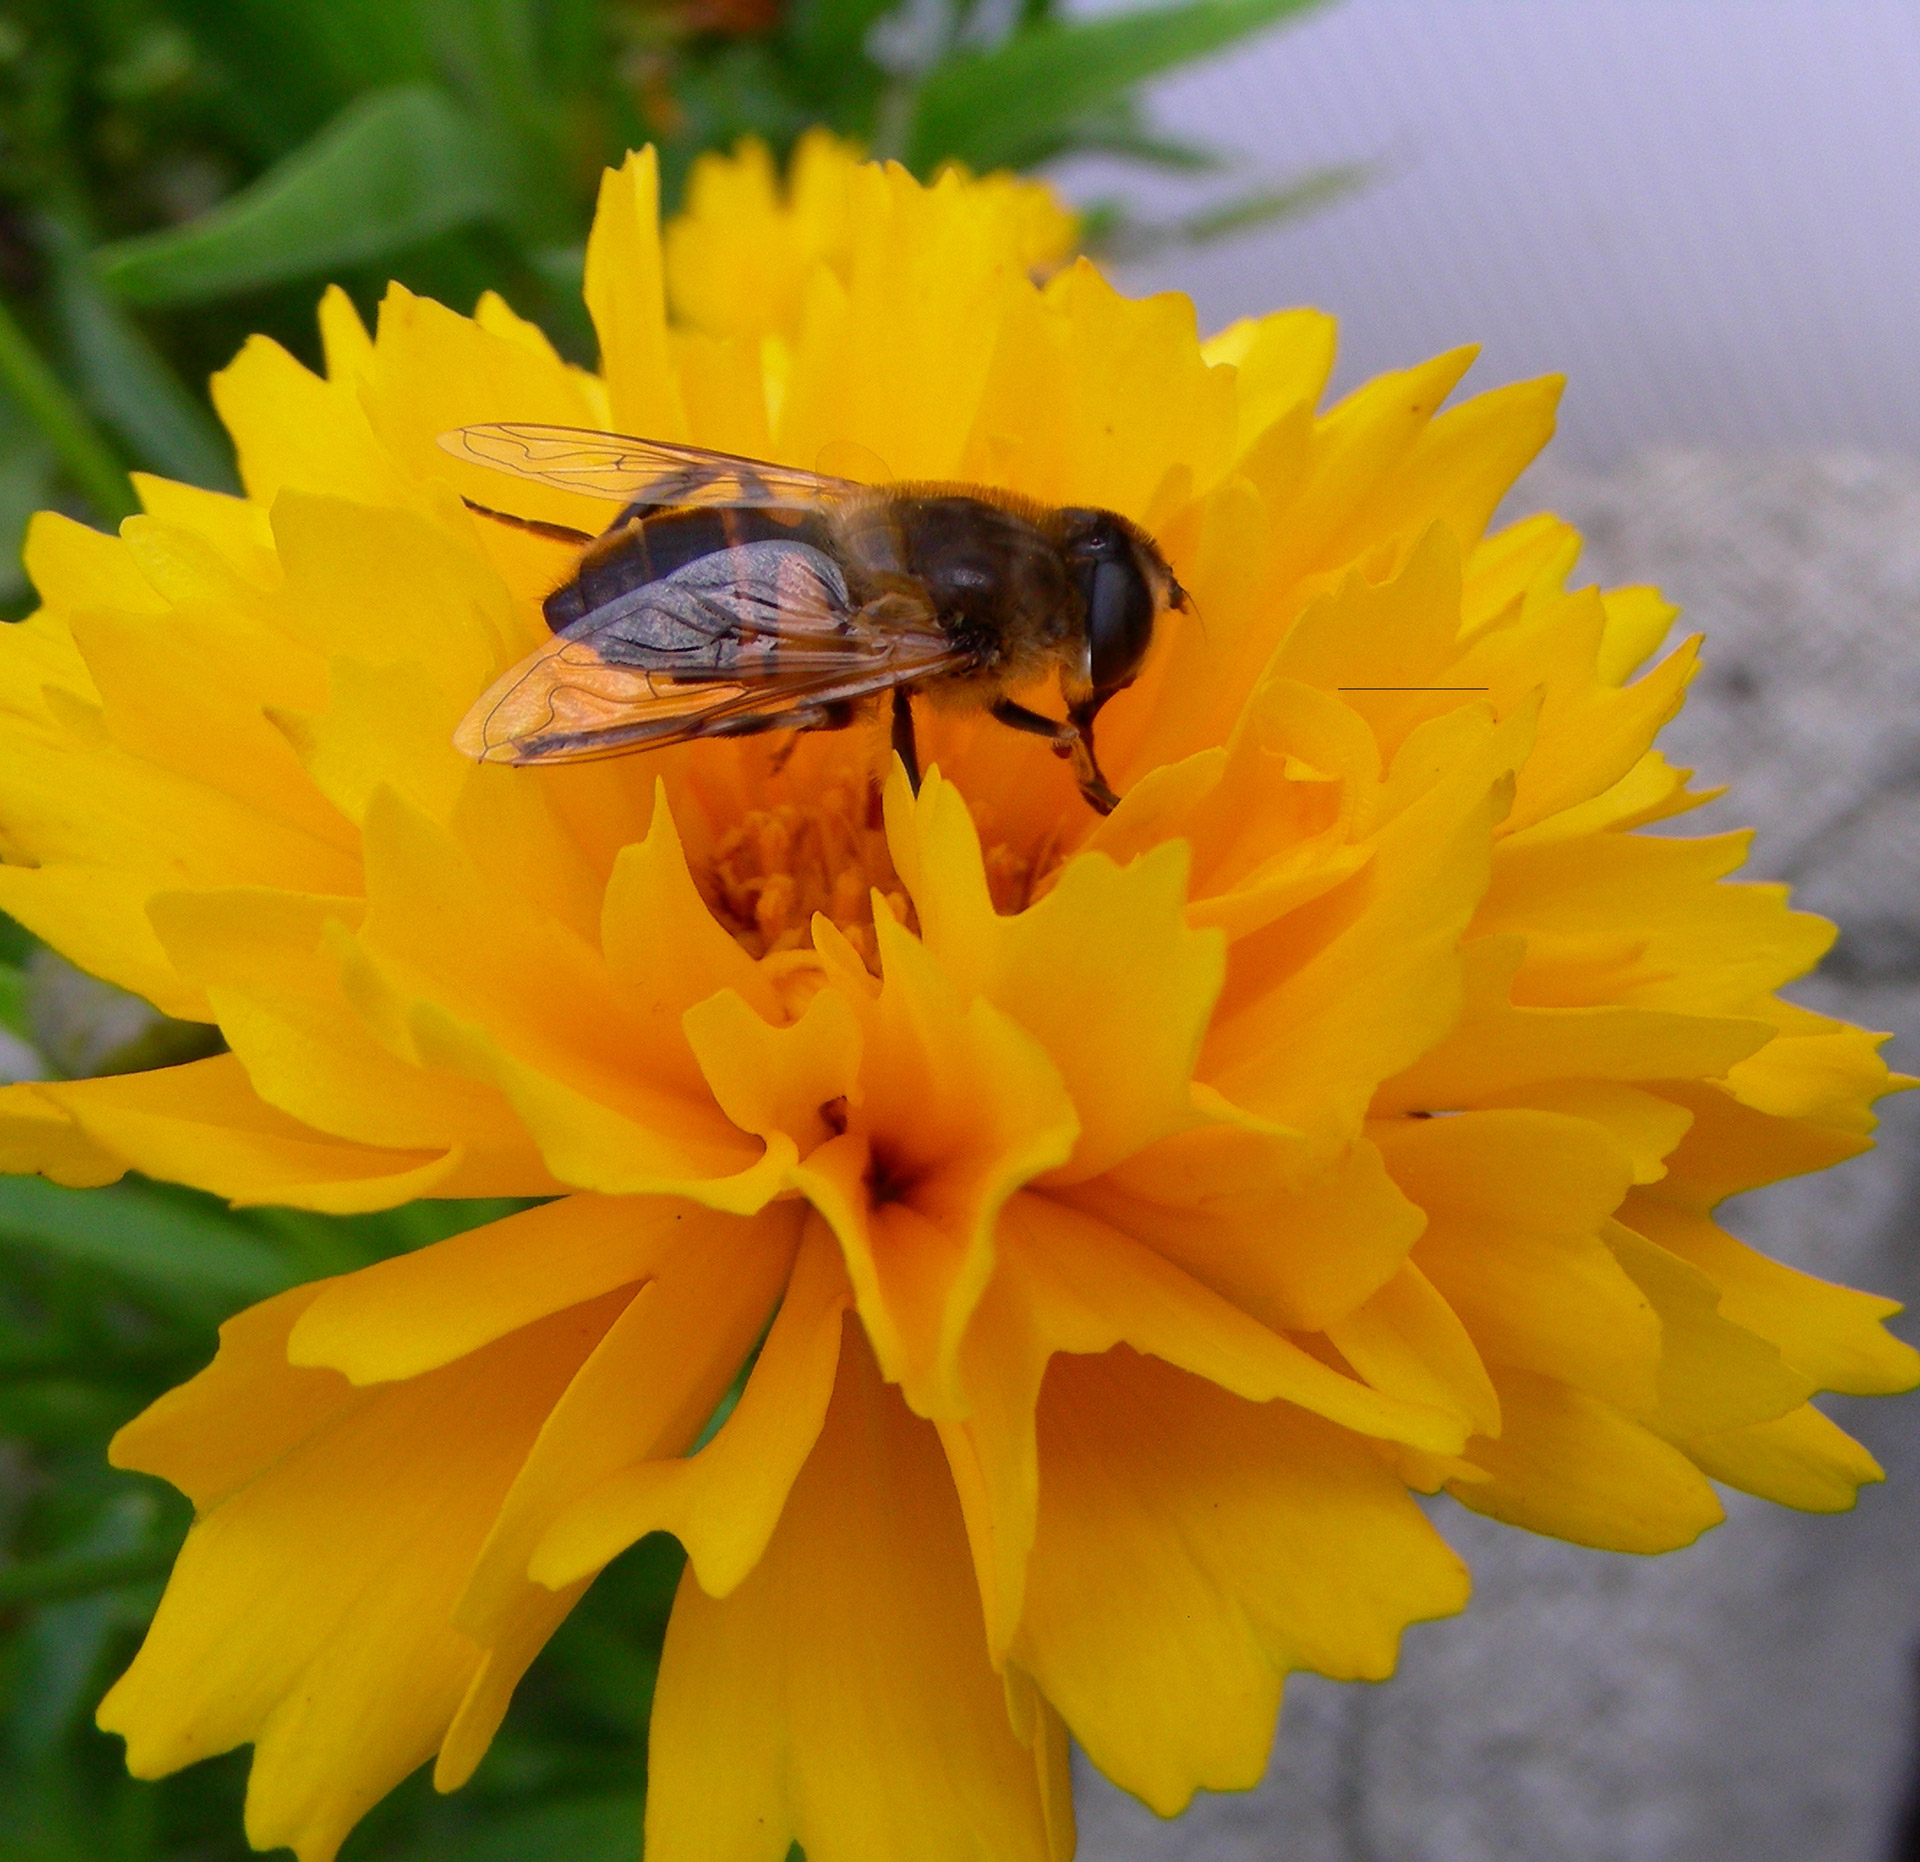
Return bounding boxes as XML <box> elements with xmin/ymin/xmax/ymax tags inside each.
<box><xmin>1083</xmin><ymin>556</ymin><xmax>1157</xmax><ymax>694</ymax></box>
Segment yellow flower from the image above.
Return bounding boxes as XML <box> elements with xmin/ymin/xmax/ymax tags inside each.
<box><xmin>665</xmin><ymin>128</ymin><xmax>1078</xmax><ymax>345</ymax></box>
<box><xmin>1</xmin><ymin>137</ymin><xmax>1912</xmax><ymax>1861</ymax></box>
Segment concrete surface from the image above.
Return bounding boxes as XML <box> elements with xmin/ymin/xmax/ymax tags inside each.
<box><xmin>1076</xmin><ymin>451</ymin><xmax>1920</xmax><ymax>1862</ymax></box>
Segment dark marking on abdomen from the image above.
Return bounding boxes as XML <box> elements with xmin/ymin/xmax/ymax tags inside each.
<box><xmin>544</xmin><ymin>505</ymin><xmax>836</xmax><ymax>633</ymax></box>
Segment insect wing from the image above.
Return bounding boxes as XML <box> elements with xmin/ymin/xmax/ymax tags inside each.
<box><xmin>455</xmin><ymin>540</ymin><xmax>964</xmax><ymax>764</ymax></box>
<box><xmin>441</xmin><ymin>422</ymin><xmax>857</xmax><ymax>513</ymax></box>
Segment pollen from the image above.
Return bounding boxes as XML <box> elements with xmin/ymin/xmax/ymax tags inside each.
<box><xmin>704</xmin><ymin>781</ymin><xmax>912</xmax><ymax>964</ymax></box>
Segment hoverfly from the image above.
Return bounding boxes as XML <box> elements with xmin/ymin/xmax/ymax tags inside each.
<box><xmin>443</xmin><ymin>423</ymin><xmax>1189</xmax><ymax>813</ymax></box>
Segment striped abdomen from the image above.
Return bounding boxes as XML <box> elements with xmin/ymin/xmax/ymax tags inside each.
<box><xmin>543</xmin><ymin>504</ymin><xmax>838</xmax><ymax>633</ymax></box>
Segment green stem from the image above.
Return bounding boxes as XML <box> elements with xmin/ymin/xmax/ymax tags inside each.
<box><xmin>0</xmin><ymin>1541</ymin><xmax>178</xmax><ymax>1609</ymax></box>
<box><xmin>0</xmin><ymin>290</ymin><xmax>137</xmax><ymax>524</ymax></box>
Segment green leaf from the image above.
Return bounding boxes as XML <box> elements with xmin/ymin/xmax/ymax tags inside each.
<box><xmin>786</xmin><ymin>0</ymin><xmax>904</xmax><ymax>82</ymax></box>
<box><xmin>38</xmin><ymin>220</ymin><xmax>238</xmax><ymax>494</ymax></box>
<box><xmin>93</xmin><ymin>86</ymin><xmax>508</xmax><ymax>309</ymax></box>
<box><xmin>0</xmin><ymin>291</ymin><xmax>136</xmax><ymax>526</ymax></box>
<box><xmin>1168</xmin><ymin>160</ymin><xmax>1370</xmax><ymax>238</ymax></box>
<box><xmin>448</xmin><ymin>1794</ymin><xmax>643</xmax><ymax>1862</ymax></box>
<box><xmin>1092</xmin><ymin>159</ymin><xmax>1372</xmax><ymax>258</ymax></box>
<box><xmin>0</xmin><ymin>392</ymin><xmax>59</xmax><ymax>612</ymax></box>
<box><xmin>0</xmin><ymin>1543</ymin><xmax>177</xmax><ymax>1612</ymax></box>
<box><xmin>169</xmin><ymin>0</ymin><xmax>439</xmax><ymax>156</ymax></box>
<box><xmin>0</xmin><ymin>963</ymin><xmax>29</xmax><ymax>1044</ymax></box>
<box><xmin>1050</xmin><ymin>99</ymin><xmax>1228</xmax><ymax>171</ymax></box>
<box><xmin>429</xmin><ymin>4</ymin><xmax>573</xmax><ymax>244</ymax></box>
<box><xmin>904</xmin><ymin>0</ymin><xmax>1332</xmax><ymax>174</ymax></box>
<box><xmin>0</xmin><ymin>1178</ymin><xmax>297</xmax><ymax>1312</ymax></box>
<box><xmin>0</xmin><ymin>909</ymin><xmax>36</xmax><ymax>968</ymax></box>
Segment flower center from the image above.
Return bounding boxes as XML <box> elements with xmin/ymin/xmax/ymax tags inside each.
<box><xmin>703</xmin><ymin>781</ymin><xmax>911</xmax><ymax>966</ymax></box>
<box><xmin>698</xmin><ymin>770</ymin><xmax>1053</xmax><ymax>969</ymax></box>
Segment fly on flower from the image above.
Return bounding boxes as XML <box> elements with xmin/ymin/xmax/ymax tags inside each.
<box><xmin>443</xmin><ymin>421</ymin><xmax>1190</xmax><ymax>813</ymax></box>
<box><xmin>5</xmin><ymin>134</ymin><xmax>1914</xmax><ymax>1862</ymax></box>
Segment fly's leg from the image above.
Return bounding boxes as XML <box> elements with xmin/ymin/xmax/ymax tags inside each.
<box><xmin>1065</xmin><ymin>699</ymin><xmax>1120</xmax><ymax>816</ymax></box>
<box><xmin>892</xmin><ymin>687</ymin><xmax>922</xmax><ymax>794</ymax></box>
<box><xmin>991</xmin><ymin>697</ymin><xmax>1119</xmax><ymax>816</ymax></box>
<box><xmin>460</xmin><ymin>498</ymin><xmax>595</xmax><ymax>546</ymax></box>
<box><xmin>989</xmin><ymin>697</ymin><xmax>1078</xmax><ymax>750</ymax></box>
<box><xmin>766</xmin><ymin>700</ymin><xmax>858</xmax><ymax>775</ymax></box>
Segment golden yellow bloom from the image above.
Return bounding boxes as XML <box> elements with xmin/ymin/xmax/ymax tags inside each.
<box><xmin>0</xmin><ymin>137</ymin><xmax>1912</xmax><ymax>1862</ymax></box>
<box><xmin>665</xmin><ymin>128</ymin><xmax>1078</xmax><ymax>346</ymax></box>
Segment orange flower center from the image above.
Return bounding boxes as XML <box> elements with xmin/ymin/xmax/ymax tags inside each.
<box><xmin>702</xmin><ymin>779</ymin><xmax>909</xmax><ymax>965</ymax></box>
<box><xmin>694</xmin><ymin>758</ymin><xmax>1053</xmax><ymax>968</ymax></box>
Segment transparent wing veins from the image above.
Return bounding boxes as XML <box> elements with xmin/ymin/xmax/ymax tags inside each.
<box><xmin>455</xmin><ymin>538</ymin><xmax>967</xmax><ymax>765</ymax></box>
<box><xmin>440</xmin><ymin>422</ymin><xmax>859</xmax><ymax>511</ymax></box>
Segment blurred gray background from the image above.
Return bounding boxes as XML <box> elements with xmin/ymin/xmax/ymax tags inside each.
<box><xmin>1058</xmin><ymin>5</ymin><xmax>1920</xmax><ymax>1859</ymax></box>
<box><xmin>1072</xmin><ymin>0</ymin><xmax>1920</xmax><ymax>465</ymax></box>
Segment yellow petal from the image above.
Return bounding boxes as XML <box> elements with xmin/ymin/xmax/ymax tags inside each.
<box><xmin>1684</xmin><ymin>1402</ymin><xmax>1884</xmax><ymax>1512</ymax></box>
<box><xmin>1377</xmin><ymin>935</ymin><xmax>1772</xmax><ymax>1113</ymax></box>
<box><xmin>1012</xmin><ymin>1346</ymin><xmax>1468</xmax><ymax>1814</ymax></box>
<box><xmin>533</xmin><ymin>1217</ymin><xmax>851</xmax><ymax>1595</ymax></box>
<box><xmin>1626</xmin><ymin>1190</ymin><xmax>1919</xmax><ymax>1397</ymax></box>
<box><xmin>1500</xmin><ymin>746</ymin><xmax>1708</xmax><ymax>849</ymax></box>
<box><xmin>0</xmin><ymin>706</ymin><xmax>360</xmax><ymax>904</ymax></box>
<box><xmin>211</xmin><ymin>334</ymin><xmax>404</xmax><ymax>512</ymax></box>
<box><xmin>21</xmin><ymin>508</ymin><xmax>165</xmax><ymax>620</ymax></box>
<box><xmin>1724</xmin><ymin>1017</ymin><xmax>1900</xmax><ymax>1134</ymax></box>
<box><xmin>148</xmin><ymin>886</ymin><xmax>552</xmax><ymax>1187</ymax></box>
<box><xmin>109</xmin><ymin>1283</ymin><xmax>343</xmax><ymax>1508</ymax></box>
<box><xmin>1001</xmin><ymin>1191</ymin><xmax>1465</xmax><ymax>1451</ymax></box>
<box><xmin>1604</xmin><ymin>1219</ymin><xmax>1812</xmax><ymax>1438</ymax></box>
<box><xmin>1381</xmin><ymin>1108</ymin><xmax>1660</xmax><ymax>1415</ymax></box>
<box><xmin>605</xmin><ymin>786</ymin><xmax>792</xmax><ymax>1102</ymax></box>
<box><xmin>37</xmin><ymin>1055</ymin><xmax>464</xmax><ymax>1212</ymax></box>
<box><xmin>1201</xmin><ymin>307</ymin><xmax>1337</xmax><ymax>454</ymax></box>
<box><xmin>584</xmin><ymin>149</ymin><xmax>688</xmax><ymax>440</ymax></box>
<box><xmin>1267</xmin><ymin>346</ymin><xmax>1479</xmax><ymax>587</ymax></box>
<box><xmin>1482</xmin><ymin>830</ymin><xmax>1833</xmax><ymax>1012</ymax></box>
<box><xmin>1355</xmin><ymin>374</ymin><xmax>1562</xmax><ymax>564</ymax></box>
<box><xmin>403</xmin><ymin>989</ymin><xmax>788</xmax><ymax>1207</ymax></box>
<box><xmin>1483</xmin><ymin>1079</ymin><xmax>1694</xmax><ymax>1185</ymax></box>
<box><xmin>362</xmin><ymin>283</ymin><xmax>613</xmax><ymax>516</ymax></box>
<box><xmin>932</xmin><ymin>1182</ymin><xmax>1463</xmax><ymax>1664</ymax></box>
<box><xmin>316</xmin><ymin>283</ymin><xmax>374</xmax><ymax>382</ymax></box>
<box><xmin>130</xmin><ymin>474</ymin><xmax>280</xmax><ymax>587</ymax></box>
<box><xmin>267</xmin><ymin>488</ymin><xmax>528</xmax><ymax>702</ymax></box>
<box><xmin>1449</xmin><ymin>1366</ymin><xmax>1724</xmax><ymax>1553</ymax></box>
<box><xmin>452</xmin><ymin>1204</ymin><xmax>797</xmax><ymax>1649</ymax></box>
<box><xmin>101</xmin><ymin>1288</ymin><xmax>629</xmax><ymax>1862</ymax></box>
<box><xmin>1154</xmin><ymin>676</ymin><xmax>1379</xmax><ymax>943</ymax></box>
<box><xmin>933</xmin><ymin>1268</ymin><xmax>1051</xmax><ymax>1658</ymax></box>
<box><xmin>0</xmin><ymin>864</ymin><xmax>208</xmax><ymax>1021</ymax></box>
<box><xmin>288</xmin><ymin>1193</ymin><xmax>753</xmax><ymax>1384</ymax></box>
<box><xmin>1460</xmin><ymin>510</ymin><xmax>1578</xmax><ymax>631</ymax></box>
<box><xmin>1203</xmin><ymin>701</ymin><xmax>1518</xmax><ymax>1155</ymax></box>
<box><xmin>683</xmin><ymin>982</ymin><xmax>863</xmax><ymax>1158</ymax></box>
<box><xmin>1595</xmin><ymin>583</ymin><xmax>1682</xmax><ymax>684</ymax></box>
<box><xmin>351</xmin><ymin>788</ymin><xmax>774</xmax><ymax>1195</ymax></box>
<box><xmin>433</xmin><ymin>1576</ymin><xmax>586</xmax><ymax>1794</ymax></box>
<box><xmin>1269</xmin><ymin>524</ymin><xmax>1473</xmax><ymax>763</ymax></box>
<box><xmin>645</xmin><ymin>1327</ymin><xmax>1061</xmax><ymax>1862</ymax></box>
<box><xmin>0</xmin><ymin>1082</ymin><xmax>126</xmax><ymax>1186</ymax></box>
<box><xmin>789</xmin><ymin>909</ymin><xmax>1079</xmax><ymax>1416</ymax></box>
<box><xmin>888</xmin><ymin>769</ymin><xmax>1226</xmax><ymax>1180</ymax></box>
<box><xmin>1324</xmin><ymin>1257</ymin><xmax>1501</xmax><ymax>1438</ymax></box>
<box><xmin>1068</xmin><ymin>1127</ymin><xmax>1423</xmax><ymax>1332</ymax></box>
<box><xmin>1494</xmin><ymin>616</ymin><xmax>1699</xmax><ymax>833</ymax></box>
